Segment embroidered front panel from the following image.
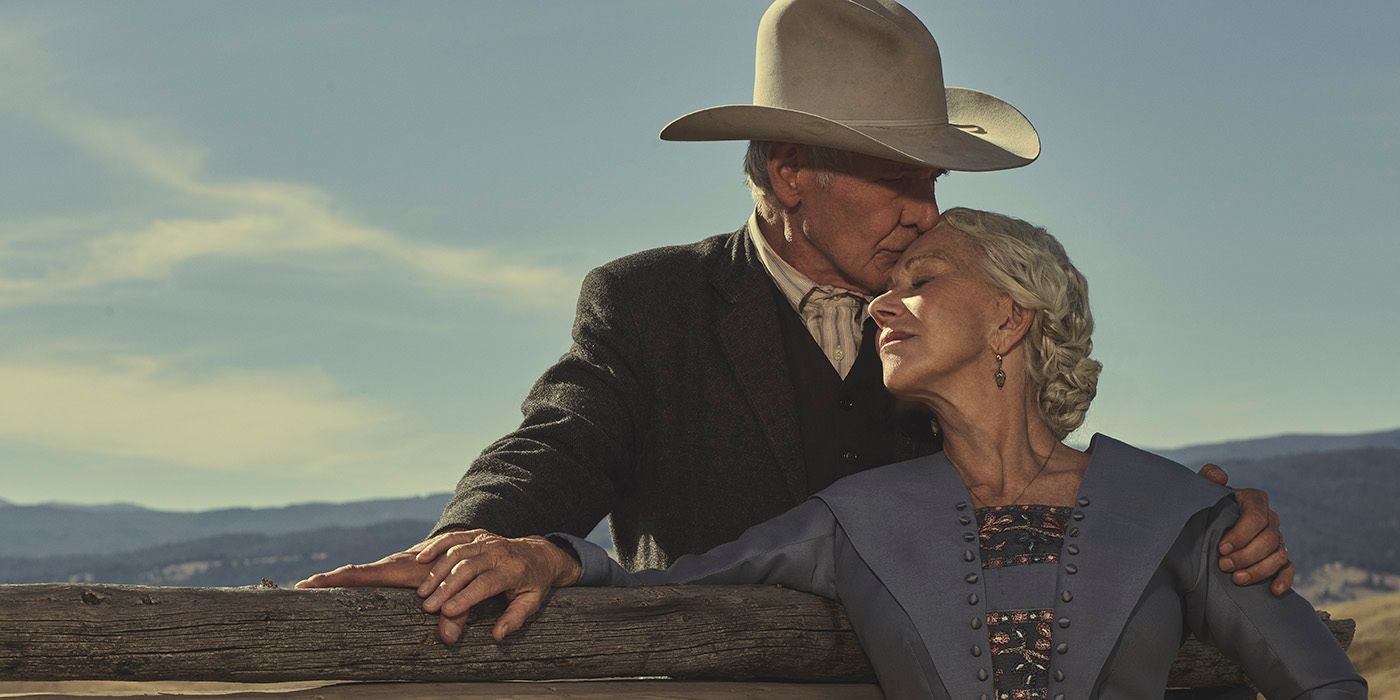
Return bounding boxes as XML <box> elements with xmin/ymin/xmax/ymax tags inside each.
<box><xmin>977</xmin><ymin>504</ymin><xmax>1072</xmax><ymax>569</ymax></box>
<box><xmin>976</xmin><ymin>504</ymin><xmax>1070</xmax><ymax>699</ymax></box>
<box><xmin>987</xmin><ymin>608</ymin><xmax>1055</xmax><ymax>699</ymax></box>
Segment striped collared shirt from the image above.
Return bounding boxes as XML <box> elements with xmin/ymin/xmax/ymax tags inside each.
<box><xmin>748</xmin><ymin>211</ymin><xmax>872</xmax><ymax>379</ymax></box>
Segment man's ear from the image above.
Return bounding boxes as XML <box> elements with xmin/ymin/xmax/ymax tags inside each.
<box><xmin>766</xmin><ymin>142</ymin><xmax>803</xmax><ymax>209</ymax></box>
<box><xmin>990</xmin><ymin>297</ymin><xmax>1034</xmax><ymax>354</ymax></box>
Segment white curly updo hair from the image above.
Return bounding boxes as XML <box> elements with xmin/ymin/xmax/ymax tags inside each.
<box><xmin>934</xmin><ymin>207</ymin><xmax>1102</xmax><ymax>439</ymax></box>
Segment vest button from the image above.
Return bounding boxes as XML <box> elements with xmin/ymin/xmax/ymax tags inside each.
<box><xmin>841</xmin><ymin>451</ymin><xmax>859</xmax><ymax>463</ymax></box>
<box><xmin>839</xmin><ymin>399</ymin><xmax>855</xmax><ymax>410</ymax></box>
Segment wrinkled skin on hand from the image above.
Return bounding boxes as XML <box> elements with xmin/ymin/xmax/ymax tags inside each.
<box><xmin>1197</xmin><ymin>463</ymin><xmax>1294</xmax><ymax>596</ymax></box>
<box><xmin>296</xmin><ymin>529</ymin><xmax>580</xmax><ymax>644</ymax></box>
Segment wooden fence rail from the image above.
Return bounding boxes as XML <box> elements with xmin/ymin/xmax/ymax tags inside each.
<box><xmin>0</xmin><ymin>583</ymin><xmax>1355</xmax><ymax>689</ymax></box>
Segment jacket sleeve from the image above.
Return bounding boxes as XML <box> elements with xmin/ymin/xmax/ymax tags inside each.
<box><xmin>1183</xmin><ymin>498</ymin><xmax>1367</xmax><ymax>699</ymax></box>
<box><xmin>552</xmin><ymin>498</ymin><xmax>840</xmax><ymax>600</ymax></box>
<box><xmin>432</xmin><ymin>266</ymin><xmax>647</xmax><ymax>540</ymax></box>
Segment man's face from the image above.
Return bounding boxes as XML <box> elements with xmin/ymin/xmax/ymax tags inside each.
<box><xmin>795</xmin><ymin>153</ymin><xmax>943</xmax><ymax>295</ymax></box>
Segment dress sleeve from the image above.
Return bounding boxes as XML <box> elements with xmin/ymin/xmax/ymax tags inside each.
<box><xmin>431</xmin><ymin>266</ymin><xmax>645</xmax><ymax>540</ymax></box>
<box><xmin>1182</xmin><ymin>498</ymin><xmax>1367</xmax><ymax>699</ymax></box>
<box><xmin>551</xmin><ymin>498</ymin><xmax>840</xmax><ymax>600</ymax></box>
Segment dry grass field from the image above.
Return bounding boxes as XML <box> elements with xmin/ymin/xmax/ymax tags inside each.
<box><xmin>1332</xmin><ymin>590</ymin><xmax>1400</xmax><ymax>699</ymax></box>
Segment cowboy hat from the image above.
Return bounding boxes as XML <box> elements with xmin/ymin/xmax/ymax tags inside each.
<box><xmin>660</xmin><ymin>0</ymin><xmax>1039</xmax><ymax>172</ymax></box>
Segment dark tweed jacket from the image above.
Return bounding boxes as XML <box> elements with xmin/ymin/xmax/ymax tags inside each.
<box><xmin>433</xmin><ymin>225</ymin><xmax>927</xmax><ymax>570</ymax></box>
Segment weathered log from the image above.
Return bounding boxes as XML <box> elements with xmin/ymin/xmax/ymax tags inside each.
<box><xmin>0</xmin><ymin>584</ymin><xmax>869</xmax><ymax>682</ymax></box>
<box><xmin>0</xmin><ymin>583</ymin><xmax>1354</xmax><ymax>688</ymax></box>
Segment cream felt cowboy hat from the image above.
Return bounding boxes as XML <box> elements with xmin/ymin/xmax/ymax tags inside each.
<box><xmin>661</xmin><ymin>0</ymin><xmax>1039</xmax><ymax>172</ymax></box>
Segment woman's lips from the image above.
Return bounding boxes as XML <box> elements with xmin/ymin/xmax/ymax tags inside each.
<box><xmin>878</xmin><ymin>329</ymin><xmax>912</xmax><ymax>350</ymax></box>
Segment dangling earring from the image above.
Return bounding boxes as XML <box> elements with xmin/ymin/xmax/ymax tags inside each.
<box><xmin>994</xmin><ymin>353</ymin><xmax>1006</xmax><ymax>388</ymax></box>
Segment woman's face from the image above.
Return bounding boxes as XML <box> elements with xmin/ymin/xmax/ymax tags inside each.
<box><xmin>869</xmin><ymin>226</ymin><xmax>1006</xmax><ymax>401</ymax></box>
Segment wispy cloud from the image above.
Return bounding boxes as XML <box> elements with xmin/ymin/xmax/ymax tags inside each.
<box><xmin>0</xmin><ymin>353</ymin><xmax>401</xmax><ymax>474</ymax></box>
<box><xmin>0</xmin><ymin>23</ymin><xmax>574</xmax><ymax>309</ymax></box>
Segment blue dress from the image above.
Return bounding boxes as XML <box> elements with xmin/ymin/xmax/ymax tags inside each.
<box><xmin>555</xmin><ymin>435</ymin><xmax>1366</xmax><ymax>699</ymax></box>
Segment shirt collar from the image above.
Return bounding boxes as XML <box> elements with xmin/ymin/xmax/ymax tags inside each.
<box><xmin>746</xmin><ymin>211</ymin><xmax>872</xmax><ymax>321</ymax></box>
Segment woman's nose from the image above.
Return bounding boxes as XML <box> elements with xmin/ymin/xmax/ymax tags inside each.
<box><xmin>869</xmin><ymin>290</ymin><xmax>900</xmax><ymax>328</ymax></box>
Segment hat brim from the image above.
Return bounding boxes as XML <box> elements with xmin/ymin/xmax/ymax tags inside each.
<box><xmin>659</xmin><ymin>88</ymin><xmax>1039</xmax><ymax>172</ymax></box>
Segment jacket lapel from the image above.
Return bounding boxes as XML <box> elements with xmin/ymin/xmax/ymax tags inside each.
<box><xmin>817</xmin><ymin>436</ymin><xmax>1233</xmax><ymax>699</ymax></box>
<box><xmin>711</xmin><ymin>225</ymin><xmax>807</xmax><ymax>503</ymax></box>
<box><xmin>816</xmin><ymin>454</ymin><xmax>996</xmax><ymax>699</ymax></box>
<box><xmin>1048</xmin><ymin>435</ymin><xmax>1231</xmax><ymax>698</ymax></box>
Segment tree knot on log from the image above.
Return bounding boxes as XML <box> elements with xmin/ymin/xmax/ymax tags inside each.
<box><xmin>80</xmin><ymin>590</ymin><xmax>107</xmax><ymax>605</ymax></box>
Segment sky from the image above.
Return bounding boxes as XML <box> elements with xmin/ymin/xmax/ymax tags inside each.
<box><xmin>1</xmin><ymin>1</ymin><xmax>1397</xmax><ymax>511</ymax></box>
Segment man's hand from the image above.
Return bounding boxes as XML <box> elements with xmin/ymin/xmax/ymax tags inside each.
<box><xmin>1198</xmin><ymin>463</ymin><xmax>1295</xmax><ymax>596</ymax></box>
<box><xmin>412</xmin><ymin>530</ymin><xmax>581</xmax><ymax>645</ymax></box>
<box><xmin>294</xmin><ymin>537</ymin><xmax>440</xmax><ymax>590</ymax></box>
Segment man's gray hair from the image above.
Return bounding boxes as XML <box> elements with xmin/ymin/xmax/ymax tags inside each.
<box><xmin>743</xmin><ymin>141</ymin><xmax>852</xmax><ymax>217</ymax></box>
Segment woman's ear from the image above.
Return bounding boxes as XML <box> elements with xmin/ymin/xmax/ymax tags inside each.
<box><xmin>990</xmin><ymin>297</ymin><xmax>1034</xmax><ymax>354</ymax></box>
<box><xmin>766</xmin><ymin>142</ymin><xmax>804</xmax><ymax>209</ymax></box>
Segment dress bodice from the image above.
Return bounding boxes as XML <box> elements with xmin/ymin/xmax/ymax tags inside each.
<box><xmin>976</xmin><ymin>504</ymin><xmax>1072</xmax><ymax>699</ymax></box>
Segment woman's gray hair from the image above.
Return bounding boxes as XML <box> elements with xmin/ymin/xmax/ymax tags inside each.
<box><xmin>935</xmin><ymin>207</ymin><xmax>1102</xmax><ymax>439</ymax></box>
<box><xmin>743</xmin><ymin>141</ymin><xmax>849</xmax><ymax>217</ymax></box>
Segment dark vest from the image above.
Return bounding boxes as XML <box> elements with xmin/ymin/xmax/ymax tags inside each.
<box><xmin>770</xmin><ymin>284</ymin><xmax>940</xmax><ymax>494</ymax></box>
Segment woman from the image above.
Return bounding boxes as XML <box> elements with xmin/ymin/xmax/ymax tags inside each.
<box><xmin>407</xmin><ymin>208</ymin><xmax>1365</xmax><ymax>698</ymax></box>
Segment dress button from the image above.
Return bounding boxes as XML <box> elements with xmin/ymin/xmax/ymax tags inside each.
<box><xmin>1072</xmin><ymin>511</ymin><xmax>1085</xmax><ymax>521</ymax></box>
<box><xmin>971</xmin><ymin>616</ymin><xmax>983</xmax><ymax>629</ymax></box>
<box><xmin>1068</xmin><ymin>527</ymin><xmax>1080</xmax><ymax>537</ymax></box>
<box><xmin>842</xmin><ymin>451</ymin><xmax>860</xmax><ymax>463</ymax></box>
<box><xmin>1066</xmin><ymin>544</ymin><xmax>1080</xmax><ymax>555</ymax></box>
<box><xmin>839</xmin><ymin>399</ymin><xmax>855</xmax><ymax>411</ymax></box>
<box><xmin>965</xmin><ymin>573</ymin><xmax>979</xmax><ymax>584</ymax></box>
<box><xmin>1065</xmin><ymin>564</ymin><xmax>1078</xmax><ymax>575</ymax></box>
<box><xmin>971</xmin><ymin>644</ymin><xmax>982</xmax><ymax>657</ymax></box>
<box><xmin>1061</xmin><ymin>590</ymin><xmax>1073</xmax><ymax>603</ymax></box>
<box><xmin>963</xmin><ymin>550</ymin><xmax>975</xmax><ymax>562</ymax></box>
<box><xmin>1056</xmin><ymin>642</ymin><xmax>1069</xmax><ymax>654</ymax></box>
<box><xmin>956</xmin><ymin>501</ymin><xmax>968</xmax><ymax>511</ymax></box>
<box><xmin>1057</xmin><ymin>617</ymin><xmax>1071</xmax><ymax>629</ymax></box>
<box><xmin>959</xmin><ymin>515</ymin><xmax>972</xmax><ymax>526</ymax></box>
<box><xmin>1055</xmin><ymin>693</ymin><xmax>1066</xmax><ymax>700</ymax></box>
<box><xmin>1078</xmin><ymin>496</ymin><xmax>1090</xmax><ymax>507</ymax></box>
<box><xmin>963</xmin><ymin>532</ymin><xmax>976</xmax><ymax>542</ymax></box>
<box><xmin>977</xmin><ymin>668</ymin><xmax>989</xmax><ymax>681</ymax></box>
<box><xmin>1055</xmin><ymin>670</ymin><xmax>1065</xmax><ymax>682</ymax></box>
<box><xmin>968</xmin><ymin>593</ymin><xmax>979</xmax><ymax>605</ymax></box>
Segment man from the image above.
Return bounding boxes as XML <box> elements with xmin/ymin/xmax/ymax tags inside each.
<box><xmin>299</xmin><ymin>0</ymin><xmax>1292</xmax><ymax>643</ymax></box>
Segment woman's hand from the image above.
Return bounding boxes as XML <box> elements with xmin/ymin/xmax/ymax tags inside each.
<box><xmin>412</xmin><ymin>530</ymin><xmax>582</xmax><ymax>645</ymax></box>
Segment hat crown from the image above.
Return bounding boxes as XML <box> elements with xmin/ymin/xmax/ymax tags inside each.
<box><xmin>754</xmin><ymin>0</ymin><xmax>948</xmax><ymax>124</ymax></box>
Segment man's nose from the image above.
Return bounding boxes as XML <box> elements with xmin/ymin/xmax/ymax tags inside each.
<box><xmin>901</xmin><ymin>190</ymin><xmax>940</xmax><ymax>233</ymax></box>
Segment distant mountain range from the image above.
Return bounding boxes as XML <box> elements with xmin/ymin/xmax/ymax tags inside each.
<box><xmin>1</xmin><ymin>428</ymin><xmax>1397</xmax><ymax>597</ymax></box>
<box><xmin>0</xmin><ymin>494</ymin><xmax>453</xmax><ymax>558</ymax></box>
<box><xmin>1154</xmin><ymin>427</ymin><xmax>1400</xmax><ymax>466</ymax></box>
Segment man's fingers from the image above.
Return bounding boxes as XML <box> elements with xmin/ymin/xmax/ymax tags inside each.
<box><xmin>418</xmin><ymin>542</ymin><xmax>487</xmax><ymax>598</ymax></box>
<box><xmin>438</xmin><ymin>611</ymin><xmax>467</xmax><ymax>646</ymax></box>
<box><xmin>1218</xmin><ymin>488</ymin><xmax>1270</xmax><ymax>556</ymax></box>
<box><xmin>440</xmin><ymin>572</ymin><xmax>510</xmax><ymax>618</ymax></box>
<box><xmin>1232</xmin><ymin>541</ymin><xmax>1289</xmax><ymax>586</ymax></box>
<box><xmin>1271</xmin><ymin>560</ymin><xmax>1297</xmax><ymax>597</ymax></box>
<box><xmin>415</xmin><ymin>529</ymin><xmax>490</xmax><ymax>564</ymax></box>
<box><xmin>296</xmin><ymin>559</ymin><xmax>417</xmax><ymax>589</ymax></box>
<box><xmin>493</xmin><ymin>590</ymin><xmax>546</xmax><ymax>641</ymax></box>
<box><xmin>423</xmin><ymin>556</ymin><xmax>486</xmax><ymax>613</ymax></box>
<box><xmin>1222</xmin><ymin>522</ymin><xmax>1282</xmax><ymax>572</ymax></box>
<box><xmin>1198</xmin><ymin>463</ymin><xmax>1229</xmax><ymax>486</ymax></box>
